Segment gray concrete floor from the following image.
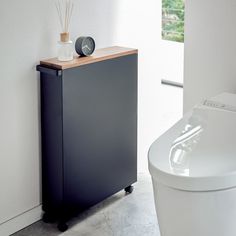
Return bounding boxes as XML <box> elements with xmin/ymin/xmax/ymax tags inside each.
<box><xmin>12</xmin><ymin>174</ymin><xmax>160</xmax><ymax>236</ymax></box>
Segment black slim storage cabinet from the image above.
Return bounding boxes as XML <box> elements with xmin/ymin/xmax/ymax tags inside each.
<box><xmin>37</xmin><ymin>47</ymin><xmax>138</xmax><ymax>232</ymax></box>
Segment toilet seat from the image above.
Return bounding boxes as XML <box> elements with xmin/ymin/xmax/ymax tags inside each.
<box><xmin>149</xmin><ymin>93</ymin><xmax>236</xmax><ymax>192</ymax></box>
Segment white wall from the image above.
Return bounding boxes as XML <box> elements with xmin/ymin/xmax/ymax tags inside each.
<box><xmin>161</xmin><ymin>40</ymin><xmax>184</xmax><ymax>84</ymax></box>
<box><xmin>184</xmin><ymin>0</ymin><xmax>236</xmax><ymax>112</ymax></box>
<box><xmin>0</xmin><ymin>1</ymin><xmax>58</xmax><ymax>234</ymax></box>
<box><xmin>0</xmin><ymin>0</ymin><xmax>161</xmax><ymax>234</ymax></box>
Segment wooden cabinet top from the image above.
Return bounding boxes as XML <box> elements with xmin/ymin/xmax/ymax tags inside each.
<box><xmin>40</xmin><ymin>46</ymin><xmax>138</xmax><ymax>70</ymax></box>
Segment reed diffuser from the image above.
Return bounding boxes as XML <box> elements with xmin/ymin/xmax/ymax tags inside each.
<box><xmin>55</xmin><ymin>0</ymin><xmax>74</xmax><ymax>61</ymax></box>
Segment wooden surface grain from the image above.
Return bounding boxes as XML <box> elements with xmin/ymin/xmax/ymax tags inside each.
<box><xmin>40</xmin><ymin>46</ymin><xmax>138</xmax><ymax>70</ymax></box>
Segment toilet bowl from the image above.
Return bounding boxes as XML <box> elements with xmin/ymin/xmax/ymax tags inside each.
<box><xmin>148</xmin><ymin>93</ymin><xmax>236</xmax><ymax>236</ymax></box>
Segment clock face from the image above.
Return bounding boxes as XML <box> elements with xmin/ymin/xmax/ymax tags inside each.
<box><xmin>81</xmin><ymin>37</ymin><xmax>95</xmax><ymax>56</ymax></box>
<box><xmin>75</xmin><ymin>37</ymin><xmax>96</xmax><ymax>56</ymax></box>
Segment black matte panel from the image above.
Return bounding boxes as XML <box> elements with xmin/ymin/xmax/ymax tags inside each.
<box><xmin>40</xmin><ymin>74</ymin><xmax>63</xmax><ymax>212</ymax></box>
<box><xmin>62</xmin><ymin>55</ymin><xmax>137</xmax><ymax>208</ymax></box>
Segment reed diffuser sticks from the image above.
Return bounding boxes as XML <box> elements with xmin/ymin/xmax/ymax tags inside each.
<box><xmin>55</xmin><ymin>0</ymin><xmax>74</xmax><ymax>33</ymax></box>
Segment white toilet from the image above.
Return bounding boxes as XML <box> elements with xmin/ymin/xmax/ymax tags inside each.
<box><xmin>149</xmin><ymin>93</ymin><xmax>236</xmax><ymax>236</ymax></box>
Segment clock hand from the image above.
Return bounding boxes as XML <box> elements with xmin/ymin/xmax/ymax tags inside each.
<box><xmin>82</xmin><ymin>45</ymin><xmax>91</xmax><ymax>50</ymax></box>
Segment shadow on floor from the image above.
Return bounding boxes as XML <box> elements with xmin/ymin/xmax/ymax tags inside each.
<box><xmin>12</xmin><ymin>174</ymin><xmax>160</xmax><ymax>236</ymax></box>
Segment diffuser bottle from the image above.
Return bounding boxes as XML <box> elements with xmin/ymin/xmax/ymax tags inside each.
<box><xmin>58</xmin><ymin>32</ymin><xmax>73</xmax><ymax>62</ymax></box>
<box><xmin>55</xmin><ymin>0</ymin><xmax>74</xmax><ymax>62</ymax></box>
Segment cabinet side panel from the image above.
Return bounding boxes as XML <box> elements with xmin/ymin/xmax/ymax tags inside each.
<box><xmin>40</xmin><ymin>73</ymin><xmax>63</xmax><ymax>213</ymax></box>
<box><xmin>63</xmin><ymin>54</ymin><xmax>137</xmax><ymax>209</ymax></box>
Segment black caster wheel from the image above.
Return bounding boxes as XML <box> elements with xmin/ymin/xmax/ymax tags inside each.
<box><xmin>57</xmin><ymin>222</ymin><xmax>68</xmax><ymax>232</ymax></box>
<box><xmin>42</xmin><ymin>213</ymin><xmax>55</xmax><ymax>223</ymax></box>
<box><xmin>125</xmin><ymin>185</ymin><xmax>134</xmax><ymax>194</ymax></box>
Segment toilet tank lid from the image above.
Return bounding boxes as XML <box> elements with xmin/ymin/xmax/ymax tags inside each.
<box><xmin>148</xmin><ymin>93</ymin><xmax>236</xmax><ymax>191</ymax></box>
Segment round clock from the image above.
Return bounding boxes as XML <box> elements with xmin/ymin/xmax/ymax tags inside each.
<box><xmin>75</xmin><ymin>36</ymin><xmax>96</xmax><ymax>56</ymax></box>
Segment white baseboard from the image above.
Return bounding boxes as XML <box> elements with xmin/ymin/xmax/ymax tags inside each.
<box><xmin>0</xmin><ymin>206</ymin><xmax>42</xmax><ymax>236</ymax></box>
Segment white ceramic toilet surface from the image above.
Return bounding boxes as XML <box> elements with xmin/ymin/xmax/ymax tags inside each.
<box><xmin>148</xmin><ymin>93</ymin><xmax>236</xmax><ymax>236</ymax></box>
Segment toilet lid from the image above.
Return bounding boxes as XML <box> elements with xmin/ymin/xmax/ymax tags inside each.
<box><xmin>149</xmin><ymin>93</ymin><xmax>236</xmax><ymax>191</ymax></box>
